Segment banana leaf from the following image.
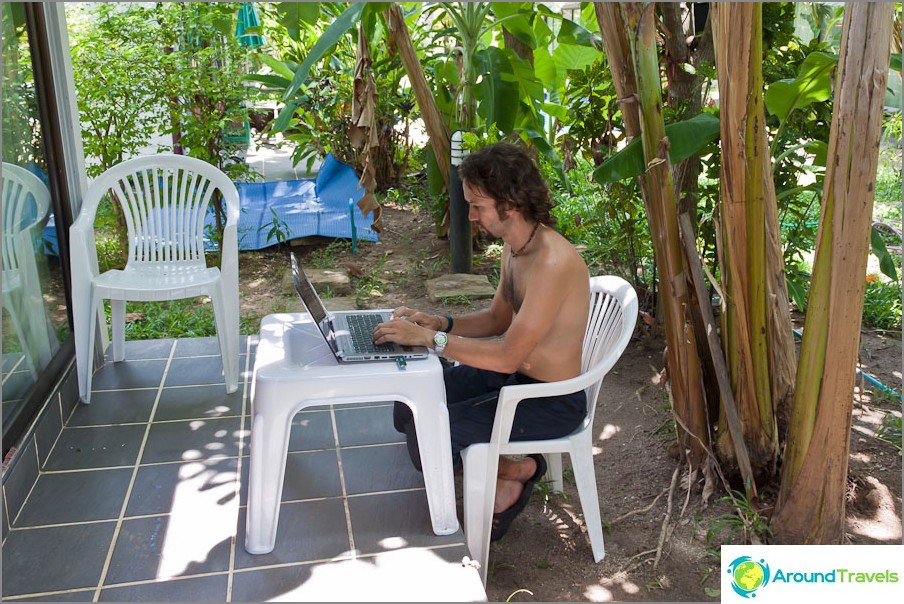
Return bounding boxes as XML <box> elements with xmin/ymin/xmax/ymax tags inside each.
<box><xmin>593</xmin><ymin>113</ymin><xmax>720</xmax><ymax>184</ymax></box>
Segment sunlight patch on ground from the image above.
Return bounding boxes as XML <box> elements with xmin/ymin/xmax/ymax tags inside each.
<box><xmin>598</xmin><ymin>424</ymin><xmax>621</xmax><ymax>441</ymax></box>
<box><xmin>586</xmin><ymin>570</ymin><xmax>641</xmax><ymax>601</ymax></box>
<box><xmin>846</xmin><ymin>476</ymin><xmax>903</xmax><ymax>542</ymax></box>
<box><xmin>259</xmin><ymin>548</ymin><xmax>485</xmax><ymax>601</ymax></box>
<box><xmin>158</xmin><ymin>460</ymin><xmax>239</xmax><ymax>579</ymax></box>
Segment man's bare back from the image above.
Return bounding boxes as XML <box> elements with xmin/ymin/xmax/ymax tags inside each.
<box><xmin>498</xmin><ymin>224</ymin><xmax>589</xmax><ymax>382</ymax></box>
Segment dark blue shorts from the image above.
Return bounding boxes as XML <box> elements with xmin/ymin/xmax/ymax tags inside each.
<box><xmin>394</xmin><ymin>363</ymin><xmax>587</xmax><ymax>470</ymax></box>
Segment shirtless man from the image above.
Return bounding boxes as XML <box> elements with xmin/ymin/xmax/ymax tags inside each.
<box><xmin>373</xmin><ymin>142</ymin><xmax>589</xmax><ymax>539</ymax></box>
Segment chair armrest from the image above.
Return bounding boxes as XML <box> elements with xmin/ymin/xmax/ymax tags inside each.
<box><xmin>489</xmin><ymin>354</ymin><xmax>620</xmax><ymax>450</ymax></box>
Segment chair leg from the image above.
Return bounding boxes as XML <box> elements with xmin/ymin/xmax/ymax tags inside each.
<box><xmin>210</xmin><ymin>286</ymin><xmax>239</xmax><ymax>394</ymax></box>
<box><xmin>462</xmin><ymin>444</ymin><xmax>497</xmax><ymax>586</ymax></box>
<box><xmin>73</xmin><ymin>289</ymin><xmax>98</xmax><ymax>404</ymax></box>
<box><xmin>571</xmin><ymin>446</ymin><xmax>606</xmax><ymax>563</ymax></box>
<box><xmin>546</xmin><ymin>452</ymin><xmax>565</xmax><ymax>493</ymax></box>
<box><xmin>110</xmin><ymin>299</ymin><xmax>126</xmax><ymax>362</ymax></box>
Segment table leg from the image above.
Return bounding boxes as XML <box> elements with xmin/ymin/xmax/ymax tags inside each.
<box><xmin>407</xmin><ymin>387</ymin><xmax>461</xmax><ymax>536</ymax></box>
<box><xmin>245</xmin><ymin>404</ymin><xmax>294</xmax><ymax>554</ymax></box>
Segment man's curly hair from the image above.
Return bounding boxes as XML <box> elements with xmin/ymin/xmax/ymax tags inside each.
<box><xmin>458</xmin><ymin>142</ymin><xmax>556</xmax><ymax>226</ymax></box>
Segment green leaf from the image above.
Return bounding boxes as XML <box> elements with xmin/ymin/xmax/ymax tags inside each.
<box><xmin>871</xmin><ymin>224</ymin><xmax>899</xmax><ymax>281</ymax></box>
<box><xmin>257</xmin><ymin>53</ymin><xmax>295</xmax><ymax>80</ymax></box>
<box><xmin>891</xmin><ymin>53</ymin><xmax>901</xmax><ymax>73</ymax></box>
<box><xmin>593</xmin><ymin>113</ymin><xmax>721</xmax><ymax>184</ymax></box>
<box><xmin>492</xmin><ymin>4</ymin><xmax>538</xmax><ymax>48</ymax></box>
<box><xmin>474</xmin><ymin>47</ymin><xmax>520</xmax><ymax>134</ymax></box>
<box><xmin>786</xmin><ymin>275</ymin><xmax>809</xmax><ymax>311</ymax></box>
<box><xmin>556</xmin><ymin>18</ymin><xmax>596</xmax><ymax>47</ymax></box>
<box><xmin>270</xmin><ymin>98</ymin><xmax>300</xmax><ymax>133</ymax></box>
<box><xmin>553</xmin><ymin>43</ymin><xmax>599</xmax><ymax>73</ymax></box>
<box><xmin>283</xmin><ymin>2</ymin><xmax>366</xmax><ymax>100</ymax></box>
<box><xmin>806</xmin><ymin>140</ymin><xmax>828</xmax><ymax>167</ymax></box>
<box><xmin>242</xmin><ymin>73</ymin><xmax>291</xmax><ymax>89</ymax></box>
<box><xmin>520</xmin><ymin>128</ymin><xmax>570</xmax><ymax>193</ymax></box>
<box><xmin>532</xmin><ymin>47</ymin><xmax>558</xmax><ymax>88</ymax></box>
<box><xmin>277</xmin><ymin>1</ymin><xmax>320</xmax><ymax>28</ymax></box>
<box><xmin>764</xmin><ymin>51</ymin><xmax>837</xmax><ymax>120</ymax></box>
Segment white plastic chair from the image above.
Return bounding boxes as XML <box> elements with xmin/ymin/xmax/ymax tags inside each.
<box><xmin>2</xmin><ymin>162</ymin><xmax>58</xmax><ymax>375</ymax></box>
<box><xmin>69</xmin><ymin>154</ymin><xmax>240</xmax><ymax>403</ymax></box>
<box><xmin>461</xmin><ymin>275</ymin><xmax>638</xmax><ymax>584</ymax></box>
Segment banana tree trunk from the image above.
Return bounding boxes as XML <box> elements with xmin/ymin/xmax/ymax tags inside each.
<box><xmin>712</xmin><ymin>3</ymin><xmax>795</xmax><ymax>473</ymax></box>
<box><xmin>624</xmin><ymin>2</ymin><xmax>709</xmax><ymax>468</ymax></box>
<box><xmin>385</xmin><ymin>4</ymin><xmax>450</xmax><ymax>192</ymax></box>
<box><xmin>772</xmin><ymin>2</ymin><xmax>893</xmax><ymax>543</ymax></box>
<box><xmin>595</xmin><ymin>2</ymin><xmax>641</xmax><ymax>140</ymax></box>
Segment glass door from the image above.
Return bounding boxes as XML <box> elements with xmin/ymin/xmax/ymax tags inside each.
<box><xmin>2</xmin><ymin>2</ymin><xmax>70</xmax><ymax>444</ymax></box>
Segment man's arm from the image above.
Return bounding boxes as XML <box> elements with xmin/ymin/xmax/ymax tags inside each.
<box><xmin>441</xmin><ymin>256</ymin><xmax>572</xmax><ymax>373</ymax></box>
<box><xmin>376</xmin><ymin>254</ymin><xmax>578</xmax><ymax>374</ymax></box>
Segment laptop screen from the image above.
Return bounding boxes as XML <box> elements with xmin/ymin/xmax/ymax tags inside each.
<box><xmin>290</xmin><ymin>252</ymin><xmax>330</xmax><ymax>331</ymax></box>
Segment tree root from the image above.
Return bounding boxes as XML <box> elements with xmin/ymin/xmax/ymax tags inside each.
<box><xmin>653</xmin><ymin>462</ymin><xmax>682</xmax><ymax>570</ymax></box>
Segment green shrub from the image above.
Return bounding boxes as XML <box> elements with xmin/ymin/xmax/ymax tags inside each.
<box><xmin>862</xmin><ymin>279</ymin><xmax>903</xmax><ymax>332</ymax></box>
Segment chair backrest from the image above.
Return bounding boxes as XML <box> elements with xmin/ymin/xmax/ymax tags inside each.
<box><xmin>2</xmin><ymin>162</ymin><xmax>51</xmax><ymax>273</ymax></box>
<box><xmin>77</xmin><ymin>154</ymin><xmax>240</xmax><ymax>268</ymax></box>
<box><xmin>580</xmin><ymin>275</ymin><xmax>639</xmax><ymax>427</ymax></box>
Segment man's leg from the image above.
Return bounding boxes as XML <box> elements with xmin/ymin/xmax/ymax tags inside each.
<box><xmin>494</xmin><ymin>456</ymin><xmax>538</xmax><ymax>513</ymax></box>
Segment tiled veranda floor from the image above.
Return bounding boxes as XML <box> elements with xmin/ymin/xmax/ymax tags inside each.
<box><xmin>1</xmin><ymin>336</ymin><xmax>485</xmax><ymax>601</ymax></box>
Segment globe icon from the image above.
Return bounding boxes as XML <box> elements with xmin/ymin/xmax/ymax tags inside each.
<box><xmin>733</xmin><ymin>560</ymin><xmax>765</xmax><ymax>592</ymax></box>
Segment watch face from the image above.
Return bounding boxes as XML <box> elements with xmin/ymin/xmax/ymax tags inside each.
<box><xmin>434</xmin><ymin>332</ymin><xmax>448</xmax><ymax>346</ymax></box>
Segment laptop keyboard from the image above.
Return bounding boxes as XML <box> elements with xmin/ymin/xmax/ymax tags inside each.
<box><xmin>346</xmin><ymin>313</ymin><xmax>395</xmax><ymax>353</ymax></box>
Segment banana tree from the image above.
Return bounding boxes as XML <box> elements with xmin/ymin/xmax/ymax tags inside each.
<box><xmin>771</xmin><ymin>1</ymin><xmax>894</xmax><ymax>543</ymax></box>
<box><xmin>622</xmin><ymin>2</ymin><xmax>710</xmax><ymax>470</ymax></box>
<box><xmin>711</xmin><ymin>2</ymin><xmax>796</xmax><ymax>477</ymax></box>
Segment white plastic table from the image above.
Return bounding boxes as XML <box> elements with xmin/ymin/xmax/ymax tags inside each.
<box><xmin>245</xmin><ymin>312</ymin><xmax>460</xmax><ymax>555</ymax></box>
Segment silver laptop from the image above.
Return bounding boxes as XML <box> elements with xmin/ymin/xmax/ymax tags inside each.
<box><xmin>290</xmin><ymin>252</ymin><xmax>429</xmax><ymax>362</ymax></box>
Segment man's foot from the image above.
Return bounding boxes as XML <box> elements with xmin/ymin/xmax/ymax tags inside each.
<box><xmin>490</xmin><ymin>454</ymin><xmax>547</xmax><ymax>542</ymax></box>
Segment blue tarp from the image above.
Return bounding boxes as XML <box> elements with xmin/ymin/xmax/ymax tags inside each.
<box><xmin>43</xmin><ymin>152</ymin><xmax>378</xmax><ymax>255</ymax></box>
<box><xmin>235</xmin><ymin>152</ymin><xmax>378</xmax><ymax>251</ymax></box>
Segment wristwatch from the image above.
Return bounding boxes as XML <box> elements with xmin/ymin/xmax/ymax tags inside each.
<box><xmin>433</xmin><ymin>331</ymin><xmax>448</xmax><ymax>354</ymax></box>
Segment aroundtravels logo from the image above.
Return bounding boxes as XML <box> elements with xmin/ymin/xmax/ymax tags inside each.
<box><xmin>727</xmin><ymin>556</ymin><xmax>771</xmax><ymax>598</ymax></box>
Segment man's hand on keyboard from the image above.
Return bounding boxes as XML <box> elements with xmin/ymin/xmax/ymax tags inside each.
<box><xmin>390</xmin><ymin>306</ymin><xmax>444</xmax><ymax>331</ymax></box>
<box><xmin>373</xmin><ymin>312</ymin><xmax>435</xmax><ymax>348</ymax></box>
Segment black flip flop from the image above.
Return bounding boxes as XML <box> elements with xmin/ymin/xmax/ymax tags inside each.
<box><xmin>490</xmin><ymin>453</ymin><xmax>548</xmax><ymax>542</ymax></box>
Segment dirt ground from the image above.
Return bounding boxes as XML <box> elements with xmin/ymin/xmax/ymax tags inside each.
<box><xmin>239</xmin><ymin>203</ymin><xmax>903</xmax><ymax>603</ymax></box>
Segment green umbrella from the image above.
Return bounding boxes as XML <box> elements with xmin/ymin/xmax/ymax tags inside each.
<box><xmin>236</xmin><ymin>2</ymin><xmax>264</xmax><ymax>48</ymax></box>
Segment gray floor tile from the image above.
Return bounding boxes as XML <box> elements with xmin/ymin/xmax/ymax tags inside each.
<box><xmin>287</xmin><ymin>408</ymin><xmax>335</xmax><ymax>452</ymax></box>
<box><xmin>164</xmin><ymin>356</ymin><xmax>227</xmax><ymax>388</ymax></box>
<box><xmin>3</xmin><ymin>439</ymin><xmax>39</xmax><ymax>523</ymax></box>
<box><xmin>340</xmin><ymin>443</ymin><xmax>425</xmax><ymax>495</ymax></box>
<box><xmin>105</xmin><ymin>515</ymin><xmax>232</xmax><ymax>584</ymax></box>
<box><xmin>127</xmin><ymin>458</ymin><xmax>239</xmax><ymax>517</ymax></box>
<box><xmin>141</xmin><ymin>417</ymin><xmax>243</xmax><ymax>464</ymax></box>
<box><xmin>335</xmin><ymin>403</ymin><xmax>405</xmax><ymax>447</ymax></box>
<box><xmin>173</xmin><ymin>336</ymin><xmax>222</xmax><ymax>358</ymax></box>
<box><xmin>233</xmin><ymin>500</ymin><xmax>351</xmax><ymax>569</ymax></box>
<box><xmin>104</xmin><ymin>339</ymin><xmax>174</xmax><ymax>361</ymax></box>
<box><xmin>8</xmin><ymin>589</ymin><xmax>97</xmax><ymax>601</ymax></box>
<box><xmin>279</xmin><ymin>449</ymin><xmax>342</xmax><ymax>502</ymax></box>
<box><xmin>66</xmin><ymin>389</ymin><xmax>157</xmax><ymax>427</ymax></box>
<box><xmin>230</xmin><ymin>565</ymin><xmax>318</xmax><ymax>603</ymax></box>
<box><xmin>0</xmin><ymin>522</ymin><xmax>116</xmax><ymax>596</ymax></box>
<box><xmin>153</xmin><ymin>384</ymin><xmax>243</xmax><ymax>422</ymax></box>
<box><xmin>34</xmin><ymin>399</ymin><xmax>63</xmax><ymax>468</ymax></box>
<box><xmin>43</xmin><ymin>424</ymin><xmax>146</xmax><ymax>471</ymax></box>
<box><xmin>348</xmin><ymin>490</ymin><xmax>464</xmax><ymax>554</ymax></box>
<box><xmin>2</xmin><ymin>493</ymin><xmax>9</xmax><ymax>540</ymax></box>
<box><xmin>14</xmin><ymin>468</ymin><xmax>132</xmax><ymax>527</ymax></box>
<box><xmin>99</xmin><ymin>574</ymin><xmax>227</xmax><ymax>602</ymax></box>
<box><xmin>90</xmin><ymin>359</ymin><xmax>167</xmax><ymax>391</ymax></box>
